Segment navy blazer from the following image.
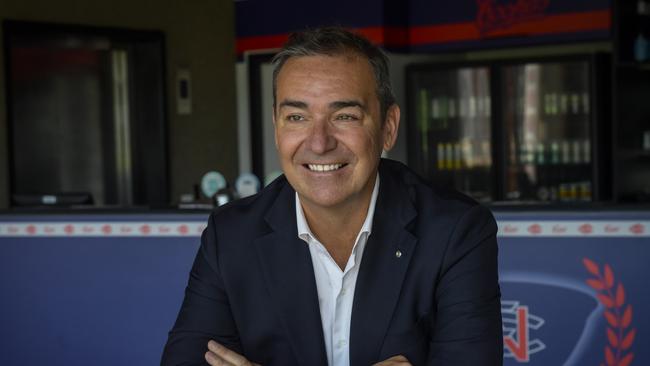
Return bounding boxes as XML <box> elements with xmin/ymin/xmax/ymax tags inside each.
<box><xmin>162</xmin><ymin>159</ymin><xmax>502</xmax><ymax>365</ymax></box>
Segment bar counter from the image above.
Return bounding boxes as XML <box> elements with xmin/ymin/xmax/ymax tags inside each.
<box><xmin>1</xmin><ymin>207</ymin><xmax>648</xmax><ymax>365</ymax></box>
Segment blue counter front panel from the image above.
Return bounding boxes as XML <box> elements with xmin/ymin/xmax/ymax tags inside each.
<box><xmin>1</xmin><ymin>211</ymin><xmax>648</xmax><ymax>365</ymax></box>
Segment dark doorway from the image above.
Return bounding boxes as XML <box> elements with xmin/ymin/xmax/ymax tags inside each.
<box><xmin>4</xmin><ymin>20</ymin><xmax>168</xmax><ymax>207</ymax></box>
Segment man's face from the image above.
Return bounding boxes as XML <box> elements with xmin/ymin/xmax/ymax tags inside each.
<box><xmin>273</xmin><ymin>53</ymin><xmax>399</xmax><ymax>211</ymax></box>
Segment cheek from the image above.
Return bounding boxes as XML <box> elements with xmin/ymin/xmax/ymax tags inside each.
<box><xmin>336</xmin><ymin>130</ymin><xmax>380</xmax><ymax>160</ymax></box>
<box><xmin>276</xmin><ymin>132</ymin><xmax>303</xmax><ymax>160</ymax></box>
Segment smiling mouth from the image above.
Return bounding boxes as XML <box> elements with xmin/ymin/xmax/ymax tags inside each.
<box><xmin>304</xmin><ymin>163</ymin><xmax>347</xmax><ymax>172</ymax></box>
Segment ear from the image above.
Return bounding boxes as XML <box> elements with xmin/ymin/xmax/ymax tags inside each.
<box><xmin>382</xmin><ymin>104</ymin><xmax>400</xmax><ymax>151</ymax></box>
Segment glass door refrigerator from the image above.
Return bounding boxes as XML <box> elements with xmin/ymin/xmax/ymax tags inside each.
<box><xmin>407</xmin><ymin>64</ymin><xmax>494</xmax><ymax>202</ymax></box>
<box><xmin>406</xmin><ymin>55</ymin><xmax>611</xmax><ymax>204</ymax></box>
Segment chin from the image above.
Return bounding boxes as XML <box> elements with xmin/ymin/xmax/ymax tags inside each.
<box><xmin>298</xmin><ymin>190</ymin><xmax>348</xmax><ymax>208</ymax></box>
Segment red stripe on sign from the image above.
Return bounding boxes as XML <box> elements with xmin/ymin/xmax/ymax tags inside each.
<box><xmin>409</xmin><ymin>9</ymin><xmax>610</xmax><ymax>44</ymax></box>
<box><xmin>235</xmin><ymin>27</ymin><xmax>391</xmax><ymax>55</ymax></box>
<box><xmin>235</xmin><ymin>10</ymin><xmax>610</xmax><ymax>55</ymax></box>
<box><xmin>236</xmin><ymin>34</ymin><xmax>289</xmax><ymax>55</ymax></box>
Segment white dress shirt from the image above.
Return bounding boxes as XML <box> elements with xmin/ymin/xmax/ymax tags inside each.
<box><xmin>295</xmin><ymin>175</ymin><xmax>379</xmax><ymax>366</ymax></box>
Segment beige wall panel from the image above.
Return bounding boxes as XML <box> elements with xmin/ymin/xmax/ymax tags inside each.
<box><xmin>0</xmin><ymin>0</ymin><xmax>237</xmax><ymax>208</ymax></box>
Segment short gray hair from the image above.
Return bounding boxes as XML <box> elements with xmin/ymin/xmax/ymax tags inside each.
<box><xmin>271</xmin><ymin>27</ymin><xmax>396</xmax><ymax>121</ymax></box>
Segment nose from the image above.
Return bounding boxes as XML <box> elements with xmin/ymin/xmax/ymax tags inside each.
<box><xmin>305</xmin><ymin>118</ymin><xmax>337</xmax><ymax>154</ymax></box>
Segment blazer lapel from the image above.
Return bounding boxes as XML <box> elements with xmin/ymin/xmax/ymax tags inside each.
<box><xmin>254</xmin><ymin>182</ymin><xmax>328</xmax><ymax>366</ymax></box>
<box><xmin>350</xmin><ymin>162</ymin><xmax>418</xmax><ymax>365</ymax></box>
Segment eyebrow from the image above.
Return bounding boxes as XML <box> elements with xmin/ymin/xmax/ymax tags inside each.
<box><xmin>278</xmin><ymin>100</ymin><xmax>308</xmax><ymax>109</ymax></box>
<box><xmin>277</xmin><ymin>99</ymin><xmax>366</xmax><ymax>111</ymax></box>
<box><xmin>329</xmin><ymin>100</ymin><xmax>365</xmax><ymax>111</ymax></box>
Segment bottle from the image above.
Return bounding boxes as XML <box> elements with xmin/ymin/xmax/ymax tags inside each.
<box><xmin>635</xmin><ymin>1</ymin><xmax>650</xmax><ymax>62</ymax></box>
<box><xmin>437</xmin><ymin>143</ymin><xmax>445</xmax><ymax>171</ymax></box>
<box><xmin>445</xmin><ymin>143</ymin><xmax>454</xmax><ymax>171</ymax></box>
<box><xmin>583</xmin><ymin>139</ymin><xmax>591</xmax><ymax>164</ymax></box>
<box><xmin>459</xmin><ymin>97</ymin><xmax>467</xmax><ymax>118</ymax></box>
<box><xmin>468</xmin><ymin>96</ymin><xmax>477</xmax><ymax>118</ymax></box>
<box><xmin>453</xmin><ymin>142</ymin><xmax>463</xmax><ymax>189</ymax></box>
<box><xmin>561</xmin><ymin>140</ymin><xmax>571</xmax><ymax>191</ymax></box>
<box><xmin>482</xmin><ymin>140</ymin><xmax>492</xmax><ymax>167</ymax></box>
<box><xmin>550</xmin><ymin>93</ymin><xmax>558</xmax><ymax>115</ymax></box>
<box><xmin>536</xmin><ymin>142</ymin><xmax>549</xmax><ymax>201</ymax></box>
<box><xmin>544</xmin><ymin>93</ymin><xmax>551</xmax><ymax>116</ymax></box>
<box><xmin>453</xmin><ymin>142</ymin><xmax>462</xmax><ymax>170</ymax></box>
<box><xmin>448</xmin><ymin>97</ymin><xmax>457</xmax><ymax>119</ymax></box>
<box><xmin>572</xmin><ymin>140</ymin><xmax>582</xmax><ymax>165</ymax></box>
<box><xmin>462</xmin><ymin>139</ymin><xmax>473</xmax><ymax>169</ymax></box>
<box><xmin>431</xmin><ymin>97</ymin><xmax>440</xmax><ymax>128</ymax></box>
<box><xmin>519</xmin><ymin>143</ymin><xmax>528</xmax><ymax>166</ymax></box>
<box><xmin>549</xmin><ymin>141</ymin><xmax>560</xmax><ymax>201</ymax></box>
<box><xmin>634</xmin><ymin>33</ymin><xmax>649</xmax><ymax>62</ymax></box>
<box><xmin>440</xmin><ymin>96</ymin><xmax>449</xmax><ymax>129</ymax></box>
<box><xmin>580</xmin><ymin>181</ymin><xmax>592</xmax><ymax>202</ymax></box>
<box><xmin>560</xmin><ymin>93</ymin><xmax>569</xmax><ymax>116</ymax></box>
<box><xmin>571</xmin><ymin>93</ymin><xmax>580</xmax><ymax>115</ymax></box>
<box><xmin>582</xmin><ymin>92</ymin><xmax>590</xmax><ymax>115</ymax></box>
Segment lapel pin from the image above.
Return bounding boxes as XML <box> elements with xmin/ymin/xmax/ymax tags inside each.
<box><xmin>395</xmin><ymin>250</ymin><xmax>403</xmax><ymax>258</ymax></box>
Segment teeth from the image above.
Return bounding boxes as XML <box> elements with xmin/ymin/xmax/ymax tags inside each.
<box><xmin>307</xmin><ymin>164</ymin><xmax>343</xmax><ymax>172</ymax></box>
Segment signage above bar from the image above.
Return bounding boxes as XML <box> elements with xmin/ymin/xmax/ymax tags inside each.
<box><xmin>235</xmin><ymin>0</ymin><xmax>611</xmax><ymax>55</ymax></box>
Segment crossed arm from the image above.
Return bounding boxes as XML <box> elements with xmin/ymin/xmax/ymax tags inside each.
<box><xmin>204</xmin><ymin>340</ymin><xmax>412</xmax><ymax>366</ymax></box>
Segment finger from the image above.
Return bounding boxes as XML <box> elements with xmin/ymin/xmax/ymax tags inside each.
<box><xmin>207</xmin><ymin>340</ymin><xmax>250</xmax><ymax>365</ymax></box>
<box><xmin>373</xmin><ymin>354</ymin><xmax>411</xmax><ymax>365</ymax></box>
<box><xmin>387</xmin><ymin>355</ymin><xmax>409</xmax><ymax>362</ymax></box>
<box><xmin>205</xmin><ymin>350</ymin><xmax>228</xmax><ymax>366</ymax></box>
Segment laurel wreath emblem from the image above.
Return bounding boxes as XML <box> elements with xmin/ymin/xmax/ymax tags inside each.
<box><xmin>583</xmin><ymin>258</ymin><xmax>636</xmax><ymax>366</ymax></box>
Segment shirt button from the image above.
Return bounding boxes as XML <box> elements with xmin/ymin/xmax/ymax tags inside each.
<box><xmin>340</xmin><ymin>288</ymin><xmax>346</xmax><ymax>295</ymax></box>
<box><xmin>337</xmin><ymin>340</ymin><xmax>348</xmax><ymax>348</ymax></box>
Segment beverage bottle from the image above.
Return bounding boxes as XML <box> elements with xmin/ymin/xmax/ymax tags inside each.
<box><xmin>571</xmin><ymin>93</ymin><xmax>580</xmax><ymax>115</ymax></box>
<box><xmin>549</xmin><ymin>141</ymin><xmax>560</xmax><ymax>201</ymax></box>
<box><xmin>560</xmin><ymin>93</ymin><xmax>569</xmax><ymax>116</ymax></box>
<box><xmin>437</xmin><ymin>143</ymin><xmax>445</xmax><ymax>171</ymax></box>
<box><xmin>635</xmin><ymin>0</ymin><xmax>650</xmax><ymax>61</ymax></box>
<box><xmin>536</xmin><ymin>142</ymin><xmax>549</xmax><ymax>201</ymax></box>
<box><xmin>431</xmin><ymin>97</ymin><xmax>440</xmax><ymax>128</ymax></box>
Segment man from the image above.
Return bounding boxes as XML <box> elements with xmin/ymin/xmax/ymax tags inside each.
<box><xmin>162</xmin><ymin>27</ymin><xmax>502</xmax><ymax>366</ymax></box>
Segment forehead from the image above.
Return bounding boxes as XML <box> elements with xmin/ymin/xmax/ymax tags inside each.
<box><xmin>276</xmin><ymin>54</ymin><xmax>377</xmax><ymax>101</ymax></box>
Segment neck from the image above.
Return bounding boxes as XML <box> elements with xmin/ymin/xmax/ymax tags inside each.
<box><xmin>303</xmin><ymin>198</ymin><xmax>369</xmax><ymax>243</ymax></box>
<box><xmin>299</xmin><ymin>179</ymin><xmax>376</xmax><ymax>268</ymax></box>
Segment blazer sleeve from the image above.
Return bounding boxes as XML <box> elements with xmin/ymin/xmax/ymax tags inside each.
<box><xmin>161</xmin><ymin>213</ymin><xmax>242</xmax><ymax>366</ymax></box>
<box><xmin>427</xmin><ymin>204</ymin><xmax>503</xmax><ymax>365</ymax></box>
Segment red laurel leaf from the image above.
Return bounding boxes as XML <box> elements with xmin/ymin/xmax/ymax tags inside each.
<box><xmin>607</xmin><ymin>328</ymin><xmax>619</xmax><ymax>347</ymax></box>
<box><xmin>621</xmin><ymin>329</ymin><xmax>636</xmax><ymax>350</ymax></box>
<box><xmin>618</xmin><ymin>353</ymin><xmax>634</xmax><ymax>366</ymax></box>
<box><xmin>616</xmin><ymin>283</ymin><xmax>626</xmax><ymax>307</ymax></box>
<box><xmin>621</xmin><ymin>305</ymin><xmax>633</xmax><ymax>328</ymax></box>
<box><xmin>605</xmin><ymin>311</ymin><xmax>619</xmax><ymax>327</ymax></box>
<box><xmin>587</xmin><ymin>278</ymin><xmax>606</xmax><ymax>290</ymax></box>
<box><xmin>605</xmin><ymin>346</ymin><xmax>615</xmax><ymax>366</ymax></box>
<box><xmin>598</xmin><ymin>294</ymin><xmax>615</xmax><ymax>308</ymax></box>
<box><xmin>583</xmin><ymin>258</ymin><xmax>600</xmax><ymax>276</ymax></box>
<box><xmin>604</xmin><ymin>264</ymin><xmax>615</xmax><ymax>289</ymax></box>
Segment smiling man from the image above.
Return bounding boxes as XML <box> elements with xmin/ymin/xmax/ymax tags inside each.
<box><xmin>162</xmin><ymin>27</ymin><xmax>502</xmax><ymax>366</ymax></box>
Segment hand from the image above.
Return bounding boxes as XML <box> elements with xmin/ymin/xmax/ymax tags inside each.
<box><xmin>205</xmin><ymin>340</ymin><xmax>260</xmax><ymax>366</ymax></box>
<box><xmin>373</xmin><ymin>355</ymin><xmax>412</xmax><ymax>365</ymax></box>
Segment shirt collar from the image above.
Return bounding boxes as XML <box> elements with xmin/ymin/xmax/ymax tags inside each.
<box><xmin>295</xmin><ymin>174</ymin><xmax>380</xmax><ymax>242</ymax></box>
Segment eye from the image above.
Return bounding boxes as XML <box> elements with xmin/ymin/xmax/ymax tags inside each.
<box><xmin>286</xmin><ymin>114</ymin><xmax>305</xmax><ymax>122</ymax></box>
<box><xmin>335</xmin><ymin>114</ymin><xmax>359</xmax><ymax>121</ymax></box>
